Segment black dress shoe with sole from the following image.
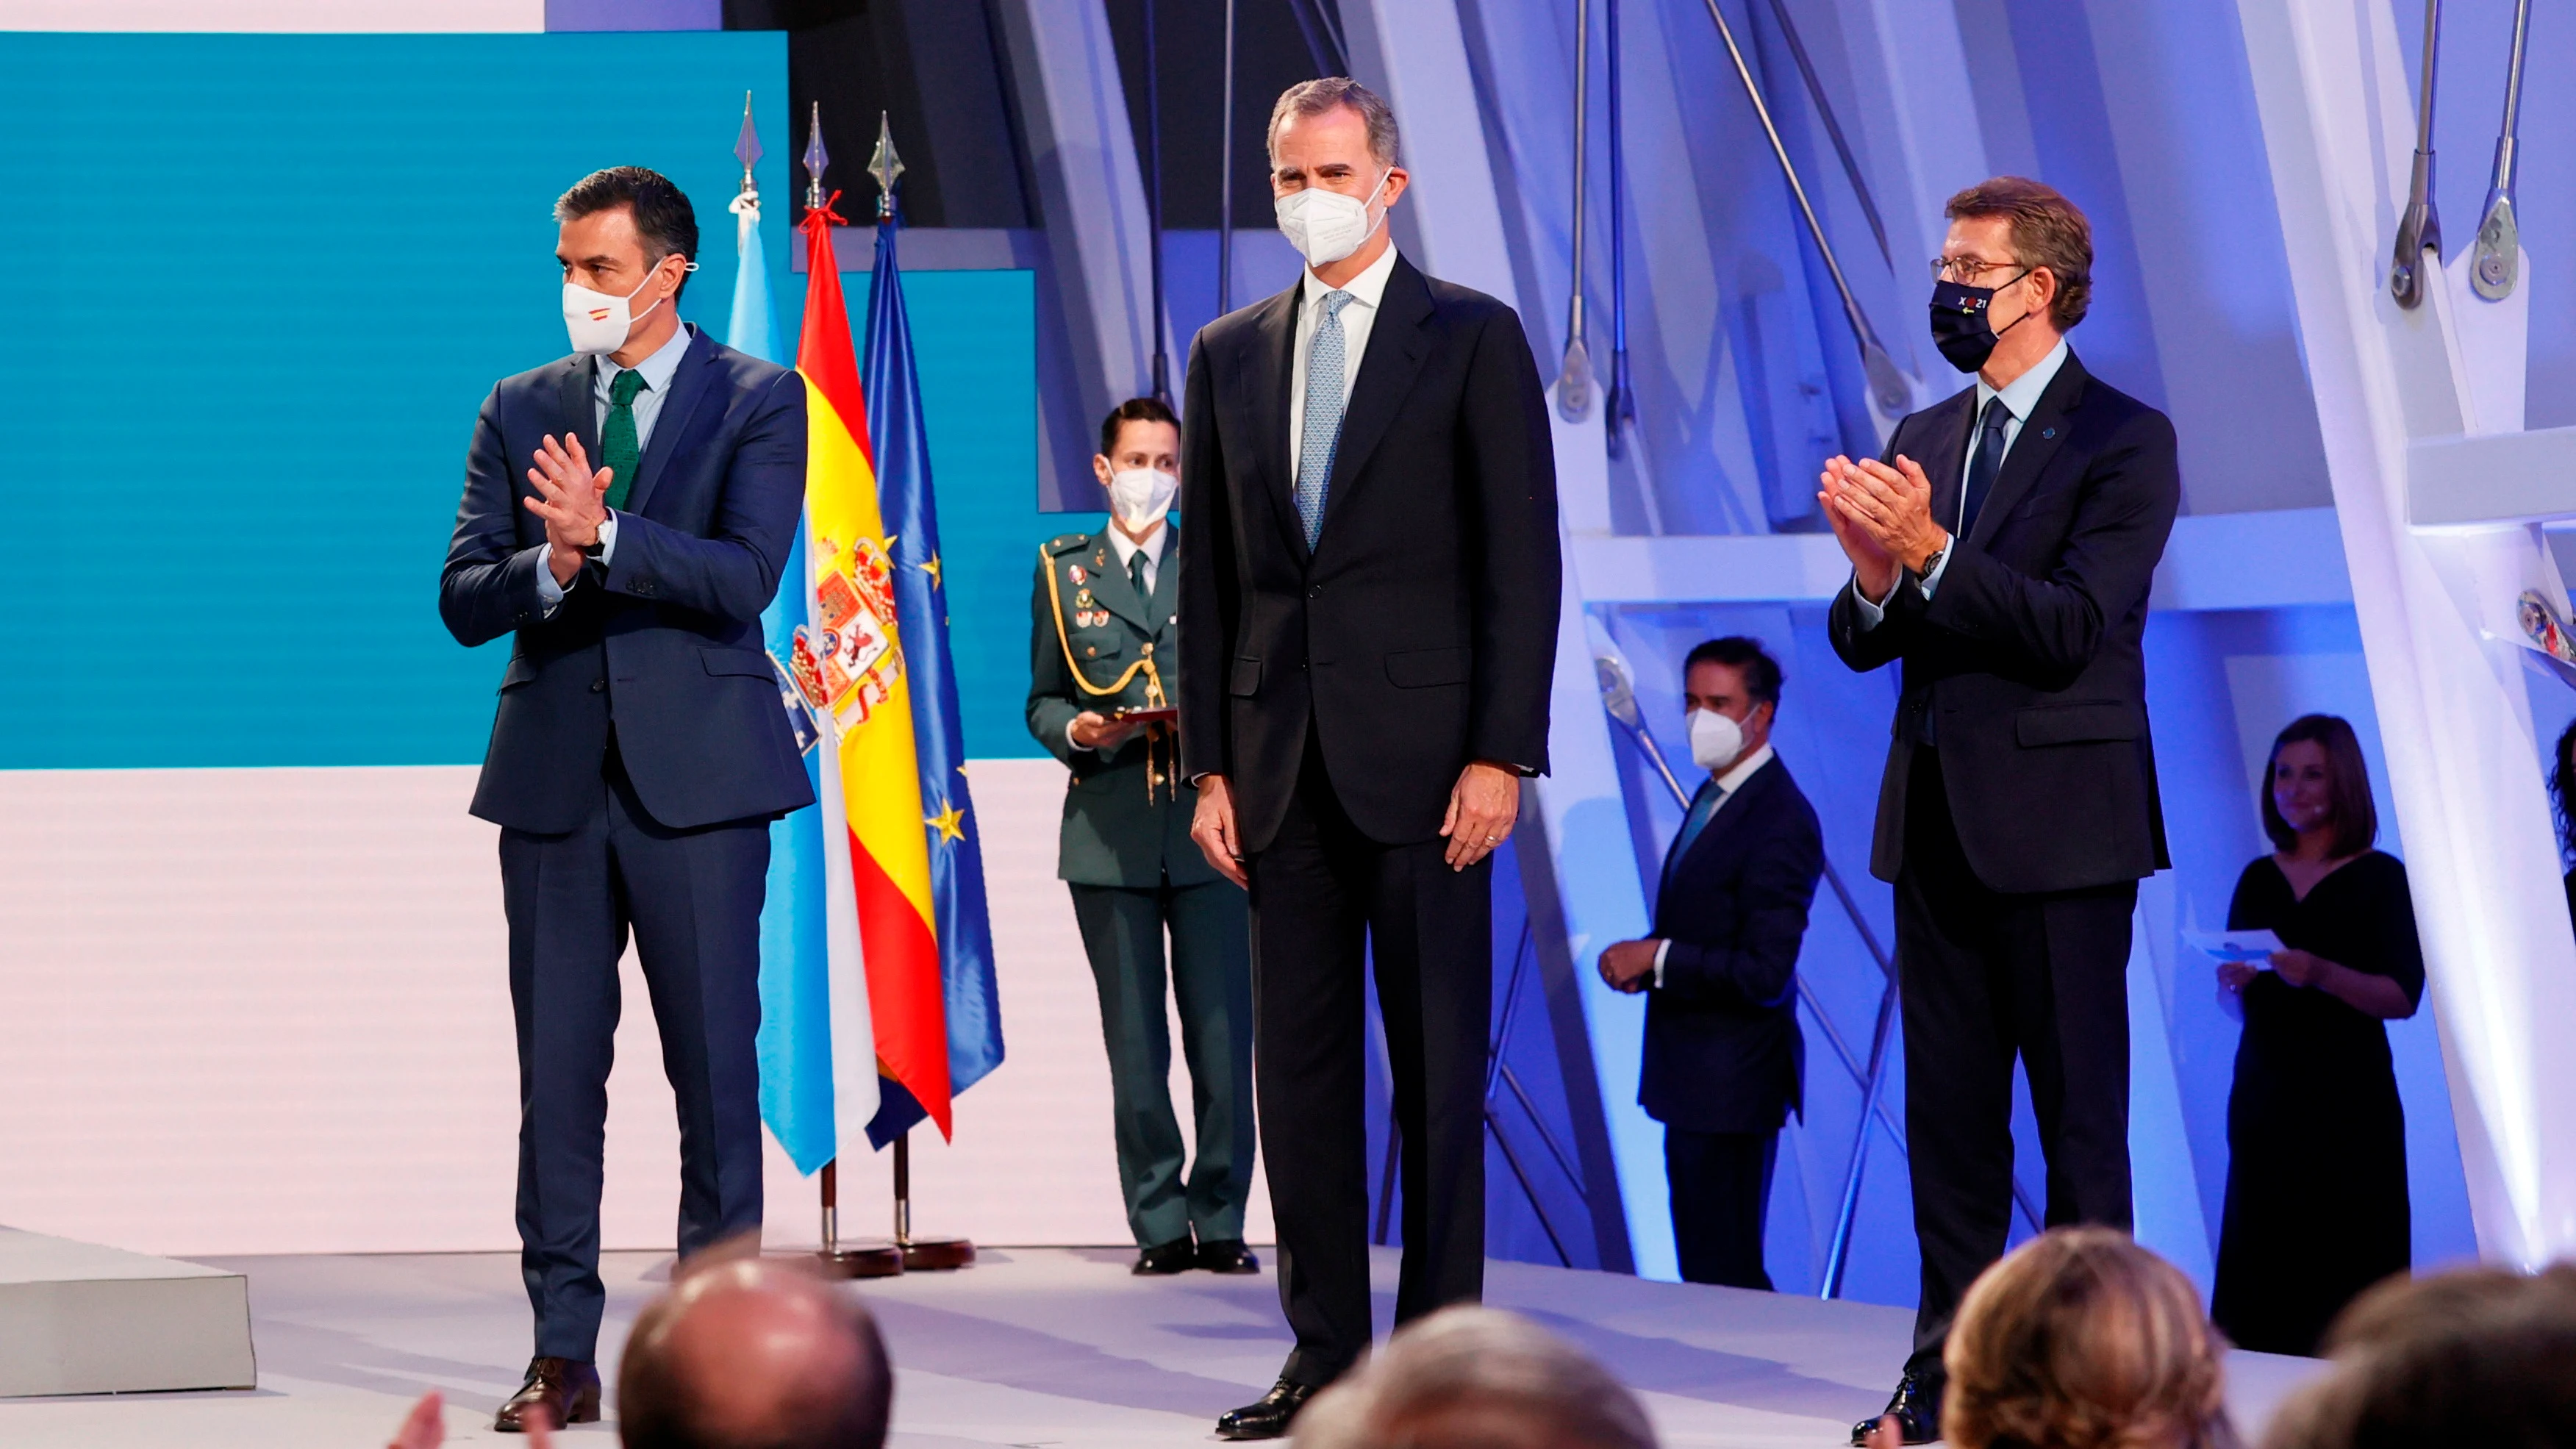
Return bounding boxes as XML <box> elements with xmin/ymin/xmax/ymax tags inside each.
<box><xmin>1195</xmin><ymin>1237</ymin><xmax>1261</xmax><ymax>1274</ymax></box>
<box><xmin>1132</xmin><ymin>1236</ymin><xmax>1196</xmax><ymax>1275</ymax></box>
<box><xmin>1216</xmin><ymin>1378</ymin><xmax>1314</xmax><ymax>1440</ymax></box>
<box><xmin>495</xmin><ymin>1356</ymin><xmax>601</xmax><ymax>1434</ymax></box>
<box><xmin>1851</xmin><ymin>1373</ymin><xmax>1942</xmax><ymax>1445</ymax></box>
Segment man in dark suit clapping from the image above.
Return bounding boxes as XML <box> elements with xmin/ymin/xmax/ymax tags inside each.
<box><xmin>1177</xmin><ymin>76</ymin><xmax>1560</xmax><ymax>1442</ymax></box>
<box><xmin>1819</xmin><ymin>177</ymin><xmax>2179</xmax><ymax>1445</ymax></box>
<box><xmin>1600</xmin><ymin>637</ymin><xmax>1822</xmax><ymax>1292</ymax></box>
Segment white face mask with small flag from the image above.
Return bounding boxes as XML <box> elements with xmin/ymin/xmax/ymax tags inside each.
<box><xmin>562</xmin><ymin>266</ymin><xmax>675</xmax><ymax>356</ymax></box>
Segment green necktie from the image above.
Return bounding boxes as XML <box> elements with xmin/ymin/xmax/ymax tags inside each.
<box><xmin>601</xmin><ymin>367</ymin><xmax>647</xmax><ymax>510</ymax></box>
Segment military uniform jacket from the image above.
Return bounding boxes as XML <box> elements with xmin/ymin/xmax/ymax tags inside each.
<box><xmin>1026</xmin><ymin>526</ymin><xmax>1220</xmax><ymax>888</ymax></box>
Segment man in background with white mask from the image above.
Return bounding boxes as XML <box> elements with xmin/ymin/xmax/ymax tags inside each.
<box><xmin>1598</xmin><ymin>637</ymin><xmax>1822</xmax><ymax>1292</ymax></box>
<box><xmin>1177</xmin><ymin>77</ymin><xmax>1561</xmax><ymax>1440</ymax></box>
<box><xmin>1026</xmin><ymin>396</ymin><xmax>1257</xmax><ymax>1282</ymax></box>
<box><xmin>440</xmin><ymin>165</ymin><xmax>811</xmax><ymax>1433</ymax></box>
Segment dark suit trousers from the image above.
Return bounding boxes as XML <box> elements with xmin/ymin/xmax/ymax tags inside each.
<box><xmin>1250</xmin><ymin>739</ymin><xmax>1491</xmax><ymax>1387</ymax></box>
<box><xmin>1897</xmin><ymin>748</ymin><xmax>2134</xmax><ymax>1382</ymax></box>
<box><xmin>1067</xmin><ymin>879</ymin><xmax>1257</xmax><ymax>1248</ymax></box>
<box><xmin>498</xmin><ymin>741</ymin><xmax>769</xmax><ymax>1362</ymax></box>
<box><xmin>1666</xmin><ymin>1126</ymin><xmax>1778</xmax><ymax>1291</ymax></box>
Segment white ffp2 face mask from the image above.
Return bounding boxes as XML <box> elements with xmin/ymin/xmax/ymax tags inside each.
<box><xmin>1688</xmin><ymin>707</ymin><xmax>1747</xmax><ymax>774</ymax></box>
<box><xmin>563</xmin><ymin>269</ymin><xmax>669</xmax><ymax>356</ymax></box>
<box><xmin>1275</xmin><ymin>168</ymin><xmax>1392</xmax><ymax>269</ymax></box>
<box><xmin>1106</xmin><ymin>468</ymin><xmax>1178</xmax><ymax>530</ymax></box>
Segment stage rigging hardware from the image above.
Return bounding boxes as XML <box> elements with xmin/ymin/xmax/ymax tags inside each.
<box><xmin>1218</xmin><ymin>0</ymin><xmax>1238</xmax><ymax>315</ymax></box>
<box><xmin>1560</xmin><ymin>0</ymin><xmax>1598</xmax><ymax>423</ymax></box>
<box><xmin>2470</xmin><ymin>0</ymin><xmax>2530</xmax><ymax>301</ymax></box>
<box><xmin>2391</xmin><ymin>0</ymin><xmax>2443</xmax><ymax>308</ymax></box>
<box><xmin>1604</xmin><ymin>0</ymin><xmax>1638</xmax><ymax>459</ymax></box>
<box><xmin>1591</xmin><ymin>643</ymin><xmax>2043</xmax><ymax>1295</ymax></box>
<box><xmin>1142</xmin><ymin>0</ymin><xmax>1172</xmax><ymax>404</ymax></box>
<box><xmin>1693</xmin><ymin>0</ymin><xmax>1914</xmax><ymax>429</ymax></box>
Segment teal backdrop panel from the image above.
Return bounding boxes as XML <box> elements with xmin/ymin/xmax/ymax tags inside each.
<box><xmin>0</xmin><ymin>34</ymin><xmax>1052</xmax><ymax>770</ymax></box>
<box><xmin>0</xmin><ymin>32</ymin><xmax>794</xmax><ymax>768</ymax></box>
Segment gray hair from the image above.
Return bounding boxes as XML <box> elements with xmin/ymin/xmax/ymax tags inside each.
<box><xmin>1267</xmin><ymin>76</ymin><xmax>1402</xmax><ymax>170</ymax></box>
<box><xmin>1291</xmin><ymin>1306</ymin><xmax>1656</xmax><ymax>1449</ymax></box>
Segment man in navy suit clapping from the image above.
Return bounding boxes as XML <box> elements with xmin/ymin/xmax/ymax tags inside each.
<box><xmin>1599</xmin><ymin>637</ymin><xmax>1822</xmax><ymax>1291</ymax></box>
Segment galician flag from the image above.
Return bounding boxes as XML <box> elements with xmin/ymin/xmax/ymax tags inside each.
<box><xmin>740</xmin><ymin>104</ymin><xmax>879</xmax><ymax>1174</ymax></box>
<box><xmin>858</xmin><ymin>203</ymin><xmax>1003</xmax><ymax>1144</ymax></box>
<box><xmin>782</xmin><ymin>185</ymin><xmax>986</xmax><ymax>1145</ymax></box>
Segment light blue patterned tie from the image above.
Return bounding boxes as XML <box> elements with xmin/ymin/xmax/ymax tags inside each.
<box><xmin>1296</xmin><ymin>289</ymin><xmax>1357</xmax><ymax>546</ymax></box>
<box><xmin>1664</xmin><ymin>778</ymin><xmax>1725</xmax><ymax>887</ymax></box>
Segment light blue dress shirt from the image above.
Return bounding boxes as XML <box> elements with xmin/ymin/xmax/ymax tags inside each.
<box><xmin>533</xmin><ymin>319</ymin><xmax>700</xmax><ymax>614</ymax></box>
<box><xmin>1852</xmin><ymin>337</ymin><xmax>2071</xmax><ymax>628</ymax></box>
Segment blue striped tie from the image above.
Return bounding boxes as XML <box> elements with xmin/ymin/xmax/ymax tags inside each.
<box><xmin>1297</xmin><ymin>289</ymin><xmax>1356</xmax><ymax>546</ymax></box>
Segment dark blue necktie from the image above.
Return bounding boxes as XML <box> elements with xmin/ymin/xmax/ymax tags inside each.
<box><xmin>1960</xmin><ymin>396</ymin><xmax>2011</xmax><ymax>540</ymax></box>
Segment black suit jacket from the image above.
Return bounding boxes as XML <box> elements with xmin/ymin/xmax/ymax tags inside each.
<box><xmin>440</xmin><ymin>326</ymin><xmax>816</xmax><ymax>834</ymax></box>
<box><xmin>1177</xmin><ymin>254</ymin><xmax>1561</xmax><ymax>849</ymax></box>
<box><xmin>1826</xmin><ymin>349</ymin><xmax>2178</xmax><ymax>894</ymax></box>
<box><xmin>1641</xmin><ymin>754</ymin><xmax>1823</xmax><ymax>1135</ymax></box>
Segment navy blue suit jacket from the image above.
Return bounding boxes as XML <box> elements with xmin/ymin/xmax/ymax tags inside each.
<box><xmin>440</xmin><ymin>327</ymin><xmax>816</xmax><ymax>834</ymax></box>
<box><xmin>1640</xmin><ymin>754</ymin><xmax>1823</xmax><ymax>1136</ymax></box>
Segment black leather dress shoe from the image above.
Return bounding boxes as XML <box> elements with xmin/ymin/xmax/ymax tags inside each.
<box><xmin>495</xmin><ymin>1356</ymin><xmax>601</xmax><ymax>1433</ymax></box>
<box><xmin>1215</xmin><ymin>1378</ymin><xmax>1314</xmax><ymax>1440</ymax></box>
<box><xmin>1195</xmin><ymin>1237</ymin><xmax>1262</xmax><ymax>1274</ymax></box>
<box><xmin>1851</xmin><ymin>1373</ymin><xmax>1942</xmax><ymax>1445</ymax></box>
<box><xmin>1133</xmin><ymin>1236</ymin><xmax>1196</xmax><ymax>1275</ymax></box>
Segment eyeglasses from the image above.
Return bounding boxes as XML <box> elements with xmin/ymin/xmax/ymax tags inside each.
<box><xmin>1930</xmin><ymin>255</ymin><xmax>2022</xmax><ymax>285</ymax></box>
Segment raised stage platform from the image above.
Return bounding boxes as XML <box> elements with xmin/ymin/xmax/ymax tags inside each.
<box><xmin>0</xmin><ymin>1245</ymin><xmax>2326</xmax><ymax>1447</ymax></box>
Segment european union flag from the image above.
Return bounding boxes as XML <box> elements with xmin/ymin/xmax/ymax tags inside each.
<box><xmin>860</xmin><ymin>212</ymin><xmax>1005</xmax><ymax>1145</ymax></box>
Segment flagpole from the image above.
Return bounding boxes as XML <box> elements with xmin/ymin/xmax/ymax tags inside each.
<box><xmin>792</xmin><ymin>100</ymin><xmax>904</xmax><ymax>1282</ymax></box>
<box><xmin>868</xmin><ymin>115</ymin><xmax>977</xmax><ymax>1273</ymax></box>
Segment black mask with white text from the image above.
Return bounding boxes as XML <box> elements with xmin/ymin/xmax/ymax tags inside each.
<box><xmin>1928</xmin><ymin>270</ymin><xmax>2033</xmax><ymax>373</ymax></box>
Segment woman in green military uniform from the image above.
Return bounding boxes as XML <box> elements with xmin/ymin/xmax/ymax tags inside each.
<box><xmin>1026</xmin><ymin>398</ymin><xmax>1258</xmax><ymax>1276</ymax></box>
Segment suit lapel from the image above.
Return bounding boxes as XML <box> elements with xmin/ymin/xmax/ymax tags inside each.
<box><xmin>1916</xmin><ymin>386</ymin><xmax>1976</xmax><ymax>535</ymax></box>
<box><xmin>623</xmin><ymin>328</ymin><xmax>718</xmax><ymax>518</ymax></box>
<box><xmin>1967</xmin><ymin>351</ymin><xmax>2088</xmax><ymax>550</ymax></box>
<box><xmin>1146</xmin><ymin>524</ymin><xmax>1178</xmax><ymax>627</ymax></box>
<box><xmin>556</xmin><ymin>357</ymin><xmax>600</xmax><ymax>462</ymax></box>
<box><xmin>1314</xmin><ymin>257</ymin><xmax>1435</xmax><ymax>547</ymax></box>
<box><xmin>1245</xmin><ymin>288</ymin><xmax>1308</xmax><ymax>563</ymax></box>
<box><xmin>1664</xmin><ymin>757</ymin><xmax>1778</xmax><ymax>887</ymax></box>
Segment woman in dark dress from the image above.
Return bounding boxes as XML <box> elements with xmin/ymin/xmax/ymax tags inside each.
<box><xmin>2551</xmin><ymin>718</ymin><xmax>2576</xmax><ymax>930</ymax></box>
<box><xmin>2209</xmin><ymin>714</ymin><xmax>2423</xmax><ymax>1357</ymax></box>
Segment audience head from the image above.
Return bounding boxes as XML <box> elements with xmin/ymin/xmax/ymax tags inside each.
<box><xmin>2259</xmin><ymin>715</ymin><xmax>2376</xmax><ymax>858</ymax></box>
<box><xmin>2260</xmin><ymin>1262</ymin><xmax>2576</xmax><ymax>1449</ymax></box>
<box><xmin>618</xmin><ymin>1246</ymin><xmax>892</xmax><ymax>1449</ymax></box>
<box><xmin>2550</xmin><ymin>718</ymin><xmax>2576</xmax><ymax>865</ymax></box>
<box><xmin>1941</xmin><ymin>1228</ymin><xmax>2235</xmax><ymax>1449</ymax></box>
<box><xmin>1292</xmin><ymin>1306</ymin><xmax>1656</xmax><ymax>1449</ymax></box>
<box><xmin>1681</xmin><ymin>637</ymin><xmax>1782</xmax><ymax>774</ymax></box>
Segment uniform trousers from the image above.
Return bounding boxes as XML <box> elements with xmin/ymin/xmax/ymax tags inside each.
<box><xmin>1895</xmin><ymin>747</ymin><xmax>2136</xmax><ymax>1384</ymax></box>
<box><xmin>1249</xmin><ymin>738</ymin><xmax>1492</xmax><ymax>1388</ymax></box>
<box><xmin>498</xmin><ymin>741</ymin><xmax>770</xmax><ymax>1361</ymax></box>
<box><xmin>1066</xmin><ymin>879</ymin><xmax>1256</xmax><ymax>1248</ymax></box>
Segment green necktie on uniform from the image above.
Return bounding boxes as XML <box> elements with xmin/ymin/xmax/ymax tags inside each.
<box><xmin>1128</xmin><ymin>546</ymin><xmax>1151</xmax><ymax>602</ymax></box>
<box><xmin>601</xmin><ymin>367</ymin><xmax>647</xmax><ymax>510</ymax></box>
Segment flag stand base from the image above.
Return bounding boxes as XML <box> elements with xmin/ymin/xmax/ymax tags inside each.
<box><xmin>815</xmin><ymin>1160</ymin><xmax>905</xmax><ymax>1278</ymax></box>
<box><xmin>893</xmin><ymin>1133</ymin><xmax>975</xmax><ymax>1272</ymax></box>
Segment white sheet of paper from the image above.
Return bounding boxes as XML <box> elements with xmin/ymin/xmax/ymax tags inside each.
<box><xmin>2184</xmin><ymin>928</ymin><xmax>2284</xmax><ymax>965</ymax></box>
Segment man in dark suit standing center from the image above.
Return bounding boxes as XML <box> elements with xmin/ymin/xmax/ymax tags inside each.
<box><xmin>1177</xmin><ymin>77</ymin><xmax>1561</xmax><ymax>1442</ymax></box>
<box><xmin>1819</xmin><ymin>177</ymin><xmax>2178</xmax><ymax>1445</ymax></box>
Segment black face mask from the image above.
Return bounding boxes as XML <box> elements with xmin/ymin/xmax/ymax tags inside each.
<box><xmin>1928</xmin><ymin>269</ymin><xmax>2033</xmax><ymax>373</ymax></box>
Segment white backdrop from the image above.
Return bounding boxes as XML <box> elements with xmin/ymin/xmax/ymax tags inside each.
<box><xmin>0</xmin><ymin>757</ymin><xmax>1269</xmax><ymax>1256</ymax></box>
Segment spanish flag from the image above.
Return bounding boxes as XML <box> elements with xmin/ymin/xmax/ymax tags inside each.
<box><xmin>785</xmin><ymin>197</ymin><xmax>954</xmax><ymax>1139</ymax></box>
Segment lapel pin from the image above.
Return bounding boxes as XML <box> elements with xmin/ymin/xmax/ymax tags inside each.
<box><xmin>2041</xmin><ymin>426</ymin><xmax>2057</xmax><ymax>439</ymax></box>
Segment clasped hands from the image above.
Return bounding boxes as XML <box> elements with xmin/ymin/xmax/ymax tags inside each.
<box><xmin>1817</xmin><ymin>453</ymin><xmax>1949</xmax><ymax>604</ymax></box>
<box><xmin>523</xmin><ymin>433</ymin><xmax>613</xmax><ymax>587</ymax></box>
<box><xmin>1189</xmin><ymin>761</ymin><xmax>1520</xmax><ymax>889</ymax></box>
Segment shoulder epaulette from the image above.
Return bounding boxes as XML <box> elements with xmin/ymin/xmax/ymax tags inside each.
<box><xmin>1044</xmin><ymin>532</ymin><xmax>1092</xmax><ymax>555</ymax></box>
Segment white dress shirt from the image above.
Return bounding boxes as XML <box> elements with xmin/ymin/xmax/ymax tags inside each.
<box><xmin>1652</xmin><ymin>741</ymin><xmax>1778</xmax><ymax>988</ymax></box>
<box><xmin>534</xmin><ymin>319</ymin><xmax>700</xmax><ymax>615</ymax></box>
<box><xmin>1287</xmin><ymin>242</ymin><xmax>1400</xmax><ymax>483</ymax></box>
<box><xmin>1064</xmin><ymin>520</ymin><xmax>1171</xmax><ymax>754</ymax></box>
<box><xmin>1852</xmin><ymin>337</ymin><xmax>2071</xmax><ymax>628</ymax></box>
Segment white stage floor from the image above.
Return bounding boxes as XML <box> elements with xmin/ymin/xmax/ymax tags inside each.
<box><xmin>0</xmin><ymin>1246</ymin><xmax>2328</xmax><ymax>1447</ymax></box>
